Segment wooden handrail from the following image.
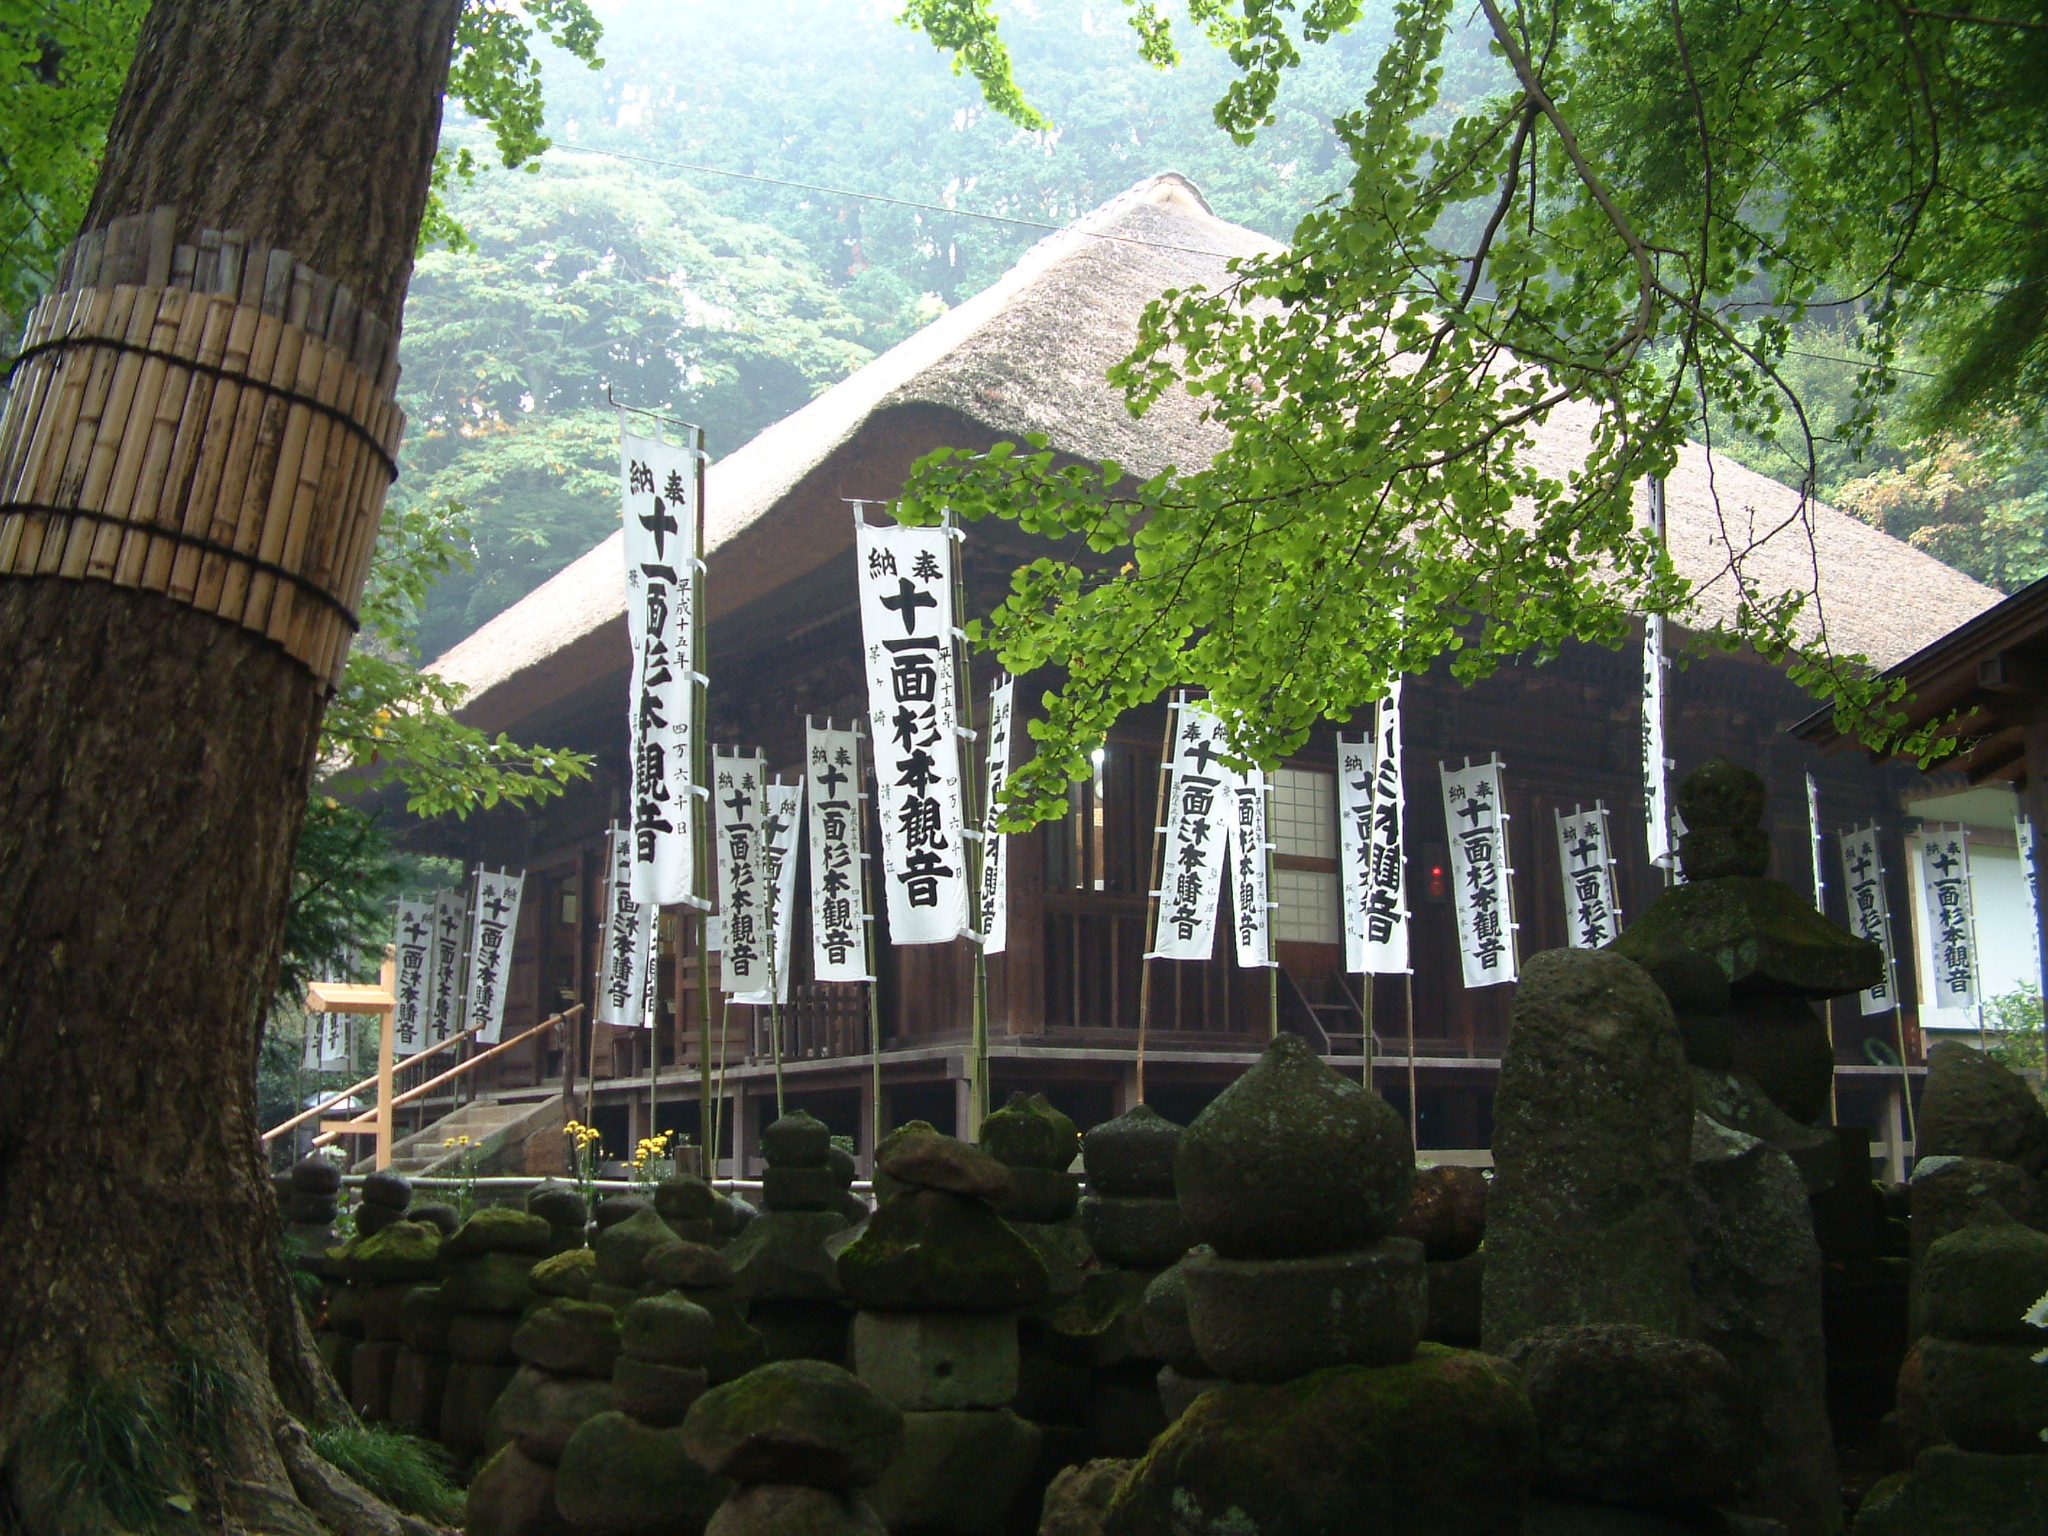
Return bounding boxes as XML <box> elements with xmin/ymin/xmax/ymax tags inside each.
<box><xmin>261</xmin><ymin>1023</ymin><xmax>484</xmax><ymax>1143</ymax></box>
<box><xmin>312</xmin><ymin>1008</ymin><xmax>580</xmax><ymax>1147</ymax></box>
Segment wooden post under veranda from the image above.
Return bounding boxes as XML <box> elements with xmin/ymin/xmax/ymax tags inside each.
<box><xmin>307</xmin><ymin>947</ymin><xmax>398</xmax><ymax>1170</ymax></box>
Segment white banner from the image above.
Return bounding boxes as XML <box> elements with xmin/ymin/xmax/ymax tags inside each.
<box><xmin>1344</xmin><ymin>686</ymin><xmax>1410</xmax><ymax>974</ymax></box>
<box><xmin>1441</xmin><ymin>758</ymin><xmax>1518</xmax><ymax>988</ymax></box>
<box><xmin>467</xmin><ymin>868</ymin><xmax>524</xmax><ymax>1044</ymax></box>
<box><xmin>2018</xmin><ymin>811</ymin><xmax>2043</xmax><ymax>993</ymax></box>
<box><xmin>1150</xmin><ymin>700</ymin><xmax>1233</xmax><ymax>961</ymax></box>
<box><xmin>598</xmin><ymin>825</ymin><xmax>654</xmax><ymax>1029</ymax></box>
<box><xmin>1555</xmin><ymin>805</ymin><xmax>1620</xmax><ymax>949</ymax></box>
<box><xmin>1918</xmin><ymin>828</ymin><xmax>1979</xmax><ymax>1010</ymax></box>
<box><xmin>980</xmin><ymin>676</ymin><xmax>1015</xmax><ymax>956</ymax></box>
<box><xmin>392</xmin><ymin>897</ymin><xmax>435</xmax><ymax>1057</ymax></box>
<box><xmin>305</xmin><ymin>1010</ymin><xmax>348</xmax><ymax>1071</ymax></box>
<box><xmin>856</xmin><ymin>521</ymin><xmax>970</xmax><ymax>944</ymax></box>
<box><xmin>430</xmin><ymin>891</ymin><xmax>467</xmax><ymax>1044</ymax></box>
<box><xmin>1643</xmin><ymin>617</ymin><xmax>1674</xmax><ymax>874</ymax></box>
<box><xmin>714</xmin><ymin>749</ymin><xmax>767</xmax><ymax>998</ymax></box>
<box><xmin>1806</xmin><ymin>773</ymin><xmax>1827</xmax><ymax>909</ymax></box>
<box><xmin>806</xmin><ymin>724</ymin><xmax>873</xmax><ymax>982</ymax></box>
<box><xmin>737</xmin><ymin>780</ymin><xmax>803</xmax><ymax>1007</ymax></box>
<box><xmin>622</xmin><ymin>428</ymin><xmax>702</xmax><ymax>910</ymax></box>
<box><xmin>1229</xmin><ymin>766</ymin><xmax>1272</xmax><ymax>968</ymax></box>
<box><xmin>1840</xmin><ymin>825</ymin><xmax>1899</xmax><ymax>1016</ymax></box>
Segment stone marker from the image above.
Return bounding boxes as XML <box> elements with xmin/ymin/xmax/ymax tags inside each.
<box><xmin>1482</xmin><ymin>948</ymin><xmax>1695</xmax><ymax>1355</ymax></box>
<box><xmin>1917</xmin><ymin>1042</ymin><xmax>2048</xmax><ymax>1176</ymax></box>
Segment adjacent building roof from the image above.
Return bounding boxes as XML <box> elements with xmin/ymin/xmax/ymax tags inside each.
<box><xmin>428</xmin><ymin>173</ymin><xmax>1999</xmax><ymax>729</ymax></box>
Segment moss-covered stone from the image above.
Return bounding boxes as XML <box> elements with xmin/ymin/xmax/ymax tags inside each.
<box><xmin>1919</xmin><ymin>1042</ymin><xmax>2048</xmax><ymax>1176</ymax></box>
<box><xmin>615</xmin><ymin>1355</ymin><xmax>708</xmax><ymax>1428</ymax></box>
<box><xmin>1919</xmin><ymin>1336</ymin><xmax>2048</xmax><ymax>1454</ymax></box>
<box><xmin>341</xmin><ymin>1219</ymin><xmax>442</xmax><ymax>1283</ymax></box>
<box><xmin>440</xmin><ymin>1250</ymin><xmax>536</xmax><ymax>1316</ymax></box>
<box><xmin>595</xmin><ymin>1193</ymin><xmax>653</xmax><ymax>1230</ymax></box>
<box><xmin>762</xmin><ymin>1165</ymin><xmax>851</xmax><ymax>1213</ymax></box>
<box><xmin>597</xmin><ymin>1204</ymin><xmax>682</xmax><ymax>1287</ymax></box>
<box><xmin>878</xmin><ymin>1134</ymin><xmax>1016</xmax><ymax>1204</ymax></box>
<box><xmin>655</xmin><ymin>1174</ymin><xmax>723</xmax><ymax>1222</ymax></box>
<box><xmin>515</xmin><ymin>1299</ymin><xmax>624</xmax><ymax>1378</ymax></box>
<box><xmin>1103</xmin><ymin>1346</ymin><xmax>1534</xmax><ymax>1536</ymax></box>
<box><xmin>1175</xmin><ymin>1034</ymin><xmax>1413</xmax><ymax>1260</ymax></box>
<box><xmin>466</xmin><ymin>1441</ymin><xmax>573</xmax><ymax>1536</ymax></box>
<box><xmin>1609</xmin><ymin>876</ymin><xmax>1882</xmax><ymax>998</ymax></box>
<box><xmin>1728</xmin><ymin>992</ymin><xmax>1837</xmax><ymax>1126</ymax></box>
<box><xmin>1082</xmin><ymin>1104</ymin><xmax>1182</xmax><ymax>1199</ymax></box>
<box><xmin>1910</xmin><ymin>1157</ymin><xmax>2048</xmax><ymax>1269</ymax></box>
<box><xmin>980</xmin><ymin>1091</ymin><xmax>1081</xmax><ymax>1171</ymax></box>
<box><xmin>724</xmin><ymin>1210</ymin><xmax>848</xmax><ymax>1302</ymax></box>
<box><xmin>1502</xmin><ymin>1324</ymin><xmax>1743</xmax><ymax>1508</ymax></box>
<box><xmin>1921</xmin><ymin>1206</ymin><xmax>2048</xmax><ymax>1343</ymax></box>
<box><xmin>1080</xmin><ymin>1196</ymin><xmax>1190</xmax><ymax>1271</ymax></box>
<box><xmin>1483</xmin><ymin>949</ymin><xmax>1694</xmax><ymax>1355</ymax></box>
<box><xmin>862</xmin><ymin>1408</ymin><xmax>1042</xmax><ymax>1536</ymax></box>
<box><xmin>488</xmin><ymin>1363</ymin><xmax>621</xmax><ymax>1466</ymax></box>
<box><xmin>449</xmin><ymin>1310</ymin><xmax>524</xmax><ymax>1364</ymax></box>
<box><xmin>623</xmin><ymin>1293</ymin><xmax>720</xmax><ymax>1366</ymax></box>
<box><xmin>1851</xmin><ymin>1445</ymin><xmax>2048</xmax><ymax>1536</ymax></box>
<box><xmin>554</xmin><ymin>1411</ymin><xmax>730</xmax><ymax>1535</ymax></box>
<box><xmin>705</xmin><ymin>1484</ymin><xmax>886</xmax><ymax>1536</ymax></box>
<box><xmin>397</xmin><ymin>1283</ymin><xmax>452</xmax><ymax>1355</ymax></box>
<box><xmin>682</xmin><ymin>1359</ymin><xmax>903</xmax><ymax>1487</ymax></box>
<box><xmin>762</xmin><ymin>1109</ymin><xmax>835</xmax><ymax>1168</ymax></box>
<box><xmin>531</xmin><ymin>1246</ymin><xmax>599</xmax><ymax>1302</ymax></box>
<box><xmin>644</xmin><ymin>1239</ymin><xmax>736</xmax><ymax>1291</ymax></box>
<box><xmin>835</xmin><ymin>1188</ymin><xmax>1050</xmax><ymax>1312</ymax></box>
<box><xmin>1140</xmin><ymin>1262</ymin><xmax>1208</xmax><ymax>1377</ymax></box>
<box><xmin>996</xmin><ymin>1166</ymin><xmax>1081</xmax><ymax>1225</ymax></box>
<box><xmin>445</xmin><ymin>1206</ymin><xmax>555</xmax><ymax>1259</ymax></box>
<box><xmin>1182</xmin><ymin>1239</ymin><xmax>1426</xmax><ymax>1381</ymax></box>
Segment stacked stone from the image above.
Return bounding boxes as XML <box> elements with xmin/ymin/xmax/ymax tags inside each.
<box><xmin>1855</xmin><ymin>1208</ymin><xmax>2048</xmax><ymax>1536</ymax></box>
<box><xmin>1079</xmin><ymin>1104</ymin><xmax>1192</xmax><ymax>1275</ymax></box>
<box><xmin>595</xmin><ymin>1203</ymin><xmax>685</xmax><ymax>1308</ymax></box>
<box><xmin>683</xmin><ymin>1360</ymin><xmax>903</xmax><ymax>1536</ymax></box>
<box><xmin>1395</xmin><ymin>1164</ymin><xmax>1488</xmax><ymax>1347</ymax></box>
<box><xmin>392</xmin><ymin>1278</ymin><xmax>454</xmax><ymax>1441</ymax></box>
<box><xmin>439</xmin><ymin>1208</ymin><xmax>554</xmax><ymax>1463</ymax></box>
<box><xmin>336</xmin><ymin>1215</ymin><xmax>443</xmax><ymax>1425</ymax></box>
<box><xmin>1108</xmin><ymin>1035</ymin><xmax>1535</xmax><ymax>1534</ymax></box>
<box><xmin>1909</xmin><ymin>1043</ymin><xmax>2048</xmax><ymax>1273</ymax></box>
<box><xmin>723</xmin><ymin>1112</ymin><xmax>856</xmax><ymax>1362</ymax></box>
<box><xmin>643</xmin><ymin>1238</ymin><xmax>770</xmax><ymax>1385</ymax></box>
<box><xmin>837</xmin><ymin>1129</ymin><xmax>1049</xmax><ymax>1535</ymax></box>
<box><xmin>354</xmin><ymin>1167</ymin><xmax>414</xmax><ymax>1235</ymax></box>
<box><xmin>280</xmin><ymin>1154</ymin><xmax>343</xmax><ymax>1243</ymax></box>
<box><xmin>469</xmin><ymin>1293</ymin><xmax>622</xmax><ymax>1535</ymax></box>
<box><xmin>536</xmin><ymin>1292</ymin><xmax>732</xmax><ymax>1536</ymax></box>
<box><xmin>528</xmin><ymin>1181</ymin><xmax>592</xmax><ymax>1254</ymax></box>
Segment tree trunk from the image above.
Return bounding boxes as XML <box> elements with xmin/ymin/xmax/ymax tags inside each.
<box><xmin>0</xmin><ymin>3</ymin><xmax>458</xmax><ymax>1531</ymax></box>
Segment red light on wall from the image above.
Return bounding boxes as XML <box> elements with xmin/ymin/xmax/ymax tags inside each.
<box><xmin>1427</xmin><ymin>863</ymin><xmax>1447</xmax><ymax>900</ymax></box>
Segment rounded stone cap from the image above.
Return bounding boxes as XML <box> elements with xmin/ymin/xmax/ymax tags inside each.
<box><xmin>645</xmin><ymin>1239</ymin><xmax>737</xmax><ymax>1291</ymax></box>
<box><xmin>980</xmin><ymin>1092</ymin><xmax>1080</xmax><ymax>1170</ymax></box>
<box><xmin>291</xmin><ymin>1156</ymin><xmax>343</xmax><ymax>1195</ymax></box>
<box><xmin>1083</xmin><ymin>1103</ymin><xmax>1182</xmax><ymax>1198</ymax></box>
<box><xmin>445</xmin><ymin>1206</ymin><xmax>554</xmax><ymax>1259</ymax></box>
<box><xmin>682</xmin><ymin>1359</ymin><xmax>903</xmax><ymax>1488</ymax></box>
<box><xmin>1176</xmin><ymin>1034</ymin><xmax>1415</xmax><ymax>1259</ymax></box>
<box><xmin>878</xmin><ymin>1132</ymin><xmax>1015</xmax><ymax>1204</ymax></box>
<box><xmin>360</xmin><ymin>1169</ymin><xmax>412</xmax><ymax>1212</ymax></box>
<box><xmin>1921</xmin><ymin>1205</ymin><xmax>2048</xmax><ymax>1344</ymax></box>
<box><xmin>1675</xmin><ymin>758</ymin><xmax>1766</xmax><ymax>831</ymax></box>
<box><xmin>596</xmin><ymin>1194</ymin><xmax>653</xmax><ymax>1230</ymax></box>
<box><xmin>762</xmin><ymin>1110</ymin><xmax>833</xmax><ymax>1169</ymax></box>
<box><xmin>654</xmin><ymin>1174</ymin><xmax>722</xmax><ymax>1222</ymax></box>
<box><xmin>527</xmin><ymin>1181</ymin><xmax>589</xmax><ymax>1229</ymax></box>
<box><xmin>1394</xmin><ymin>1165</ymin><xmax>1487</xmax><ymax>1262</ymax></box>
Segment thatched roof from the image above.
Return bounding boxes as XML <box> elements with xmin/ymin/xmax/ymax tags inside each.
<box><xmin>428</xmin><ymin>173</ymin><xmax>1996</xmax><ymax>726</ymax></box>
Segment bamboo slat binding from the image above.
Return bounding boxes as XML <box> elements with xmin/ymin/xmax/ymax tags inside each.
<box><xmin>0</xmin><ymin>209</ymin><xmax>406</xmax><ymax>686</ymax></box>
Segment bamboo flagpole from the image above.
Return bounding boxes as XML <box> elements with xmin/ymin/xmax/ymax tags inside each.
<box><xmin>1133</xmin><ymin>695</ymin><xmax>1181</xmax><ymax>1105</ymax></box>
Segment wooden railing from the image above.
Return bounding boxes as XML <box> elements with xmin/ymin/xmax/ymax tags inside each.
<box><xmin>261</xmin><ymin>1021</ymin><xmax>484</xmax><ymax>1145</ymax></box>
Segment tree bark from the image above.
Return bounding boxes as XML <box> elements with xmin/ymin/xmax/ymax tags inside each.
<box><xmin>0</xmin><ymin>3</ymin><xmax>458</xmax><ymax>1531</ymax></box>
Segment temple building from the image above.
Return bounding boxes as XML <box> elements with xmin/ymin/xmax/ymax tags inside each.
<box><xmin>380</xmin><ymin>175</ymin><xmax>2011</xmax><ymax>1176</ymax></box>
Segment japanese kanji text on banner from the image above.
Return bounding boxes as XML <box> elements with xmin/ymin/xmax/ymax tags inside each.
<box><xmin>468</xmin><ymin>869</ymin><xmax>525</xmax><ymax>1044</ymax></box>
<box><xmin>1339</xmin><ymin>686</ymin><xmax>1409</xmax><ymax>974</ymax></box>
<box><xmin>392</xmin><ymin>897</ymin><xmax>435</xmax><ymax>1057</ymax></box>
<box><xmin>1150</xmin><ymin>700</ymin><xmax>1233</xmax><ymax>961</ymax></box>
<box><xmin>1917</xmin><ymin>828</ymin><xmax>1979</xmax><ymax>1011</ymax></box>
<box><xmin>1440</xmin><ymin>758</ymin><xmax>1518</xmax><ymax>987</ymax></box>
<box><xmin>598</xmin><ymin>825</ymin><xmax>654</xmax><ymax>1029</ymax></box>
<box><xmin>1838</xmin><ymin>826</ymin><xmax>1897</xmax><ymax>1016</ymax></box>
<box><xmin>1555</xmin><ymin>806</ymin><xmax>1620</xmax><ymax>949</ymax></box>
<box><xmin>714</xmin><ymin>749</ymin><xmax>767</xmax><ymax>998</ymax></box>
<box><xmin>981</xmin><ymin>676</ymin><xmax>1015</xmax><ymax>956</ymax></box>
<box><xmin>855</xmin><ymin>521</ymin><xmax>969</xmax><ymax>944</ymax></box>
<box><xmin>430</xmin><ymin>891</ymin><xmax>467</xmax><ymax>1044</ymax></box>
<box><xmin>621</xmin><ymin>428</ymin><xmax>702</xmax><ymax>909</ymax></box>
<box><xmin>806</xmin><ymin>724</ymin><xmax>873</xmax><ymax>983</ymax></box>
<box><xmin>740</xmin><ymin>780</ymin><xmax>802</xmax><ymax>1007</ymax></box>
<box><xmin>1229</xmin><ymin>765</ymin><xmax>1272</xmax><ymax>968</ymax></box>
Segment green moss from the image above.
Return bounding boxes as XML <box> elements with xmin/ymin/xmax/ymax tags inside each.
<box><xmin>1610</xmin><ymin>877</ymin><xmax>1882</xmax><ymax>996</ymax></box>
<box><xmin>306</xmin><ymin>1424</ymin><xmax>463</xmax><ymax>1524</ymax></box>
<box><xmin>529</xmin><ymin>1245</ymin><xmax>599</xmax><ymax>1300</ymax></box>
<box><xmin>835</xmin><ymin>1188</ymin><xmax>1050</xmax><ymax>1312</ymax></box>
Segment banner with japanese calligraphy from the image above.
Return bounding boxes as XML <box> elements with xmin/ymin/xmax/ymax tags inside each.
<box><xmin>1555</xmin><ymin>805</ymin><xmax>1620</xmax><ymax>949</ymax></box>
<box><xmin>856</xmin><ymin>521</ymin><xmax>970</xmax><ymax>944</ymax></box>
<box><xmin>2019</xmin><ymin>811</ymin><xmax>2043</xmax><ymax>992</ymax></box>
<box><xmin>392</xmin><ymin>897</ymin><xmax>435</xmax><ymax>1057</ymax></box>
<box><xmin>1441</xmin><ymin>758</ymin><xmax>1518</xmax><ymax>988</ymax></box>
<box><xmin>430</xmin><ymin>890</ymin><xmax>467</xmax><ymax>1044</ymax></box>
<box><xmin>806</xmin><ymin>724</ymin><xmax>872</xmax><ymax>982</ymax></box>
<box><xmin>1642</xmin><ymin>617</ymin><xmax>1674</xmax><ymax>874</ymax></box>
<box><xmin>1839</xmin><ymin>826</ymin><xmax>1898</xmax><ymax>1016</ymax></box>
<box><xmin>1918</xmin><ymin>829</ymin><xmax>1979</xmax><ymax>1010</ymax></box>
<box><xmin>714</xmin><ymin>749</ymin><xmax>767</xmax><ymax>998</ymax></box>
<box><xmin>1339</xmin><ymin>686</ymin><xmax>1410</xmax><ymax>974</ymax></box>
<box><xmin>981</xmin><ymin>676</ymin><xmax>1015</xmax><ymax>956</ymax></box>
<box><xmin>306</xmin><ymin>1010</ymin><xmax>348</xmax><ymax>1071</ymax></box>
<box><xmin>621</xmin><ymin>428</ymin><xmax>702</xmax><ymax>910</ymax></box>
<box><xmin>1229</xmin><ymin>766</ymin><xmax>1273</xmax><ymax>968</ymax></box>
<box><xmin>1149</xmin><ymin>700</ymin><xmax>1233</xmax><ymax>961</ymax></box>
<box><xmin>738</xmin><ymin>780</ymin><xmax>803</xmax><ymax>1007</ymax></box>
<box><xmin>467</xmin><ymin>868</ymin><xmax>525</xmax><ymax>1044</ymax></box>
<box><xmin>598</xmin><ymin>826</ymin><xmax>654</xmax><ymax>1028</ymax></box>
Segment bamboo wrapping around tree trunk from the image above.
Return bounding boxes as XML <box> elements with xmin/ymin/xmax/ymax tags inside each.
<box><xmin>0</xmin><ymin>210</ymin><xmax>405</xmax><ymax>686</ymax></box>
